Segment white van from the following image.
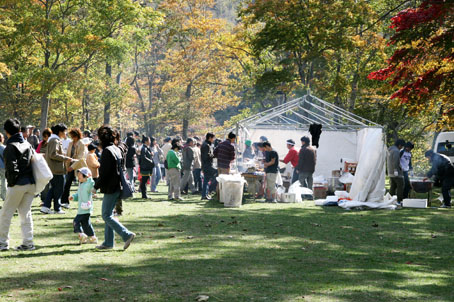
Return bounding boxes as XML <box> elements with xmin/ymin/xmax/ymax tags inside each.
<box><xmin>433</xmin><ymin>132</ymin><xmax>454</xmax><ymax>162</ymax></box>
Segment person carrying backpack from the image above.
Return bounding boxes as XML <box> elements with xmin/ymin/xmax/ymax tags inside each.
<box><xmin>0</xmin><ymin>119</ymin><xmax>36</xmax><ymax>251</ymax></box>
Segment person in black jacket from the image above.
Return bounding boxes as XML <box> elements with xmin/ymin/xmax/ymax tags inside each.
<box><xmin>0</xmin><ymin>119</ymin><xmax>36</xmax><ymax>251</ymax></box>
<box><xmin>139</xmin><ymin>136</ymin><xmax>154</xmax><ymax>199</ymax></box>
<box><xmin>201</xmin><ymin>133</ymin><xmax>217</xmax><ymax>200</ymax></box>
<box><xmin>94</xmin><ymin>126</ymin><xmax>135</xmax><ymax>250</ymax></box>
<box><xmin>125</xmin><ymin>136</ymin><xmax>137</xmax><ymax>191</ymax></box>
<box><xmin>425</xmin><ymin>150</ymin><xmax>454</xmax><ymax>208</ymax></box>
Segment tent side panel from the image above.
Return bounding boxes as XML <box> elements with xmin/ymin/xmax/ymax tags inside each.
<box><xmin>246</xmin><ymin>128</ymin><xmax>358</xmax><ymax>179</ymax></box>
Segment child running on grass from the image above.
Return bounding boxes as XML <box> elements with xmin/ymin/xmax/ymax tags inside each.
<box><xmin>69</xmin><ymin>167</ymin><xmax>97</xmax><ymax>244</ymax></box>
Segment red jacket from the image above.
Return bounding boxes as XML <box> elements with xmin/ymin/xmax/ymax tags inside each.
<box><xmin>283</xmin><ymin>147</ymin><xmax>299</xmax><ymax>167</ymax></box>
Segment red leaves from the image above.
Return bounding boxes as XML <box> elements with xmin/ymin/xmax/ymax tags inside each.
<box><xmin>369</xmin><ymin>0</ymin><xmax>453</xmax><ymax>110</ymax></box>
<box><xmin>390</xmin><ymin>1</ymin><xmax>446</xmax><ymax>32</ymax></box>
<box><xmin>367</xmin><ymin>66</ymin><xmax>394</xmax><ymax>81</ymax></box>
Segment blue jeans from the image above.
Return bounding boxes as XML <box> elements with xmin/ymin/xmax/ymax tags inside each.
<box><xmin>193</xmin><ymin>168</ymin><xmax>202</xmax><ymax>192</ymax></box>
<box><xmin>202</xmin><ymin>167</ymin><xmax>217</xmax><ymax>198</ymax></box>
<box><xmin>292</xmin><ymin>169</ymin><xmax>299</xmax><ymax>184</ymax></box>
<box><xmin>44</xmin><ymin>175</ymin><xmax>65</xmax><ymax>211</ymax></box>
<box><xmin>151</xmin><ymin>166</ymin><xmax>162</xmax><ymax>192</ymax></box>
<box><xmin>101</xmin><ymin>191</ymin><xmax>133</xmax><ymax>247</ymax></box>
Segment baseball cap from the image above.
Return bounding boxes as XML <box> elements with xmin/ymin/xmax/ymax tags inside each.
<box><xmin>78</xmin><ymin>167</ymin><xmax>92</xmax><ymax>177</ymax></box>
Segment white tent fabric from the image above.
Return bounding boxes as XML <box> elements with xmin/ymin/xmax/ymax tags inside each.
<box><xmin>231</xmin><ymin>94</ymin><xmax>388</xmax><ymax>209</ymax></box>
<box><xmin>245</xmin><ymin>128</ymin><xmax>357</xmax><ymax>179</ymax></box>
<box><xmin>349</xmin><ymin>128</ymin><xmax>386</xmax><ymax>203</ymax></box>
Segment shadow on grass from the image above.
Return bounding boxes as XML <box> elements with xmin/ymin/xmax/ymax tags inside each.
<box><xmin>2</xmin><ymin>192</ymin><xmax>454</xmax><ymax>301</ymax></box>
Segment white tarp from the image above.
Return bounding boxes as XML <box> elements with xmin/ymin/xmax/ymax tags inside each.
<box><xmin>244</xmin><ymin>128</ymin><xmax>357</xmax><ymax>179</ymax></box>
<box><xmin>349</xmin><ymin>128</ymin><xmax>386</xmax><ymax>203</ymax></box>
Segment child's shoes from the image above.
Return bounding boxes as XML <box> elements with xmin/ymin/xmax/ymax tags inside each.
<box><xmin>88</xmin><ymin>236</ymin><xmax>98</xmax><ymax>244</ymax></box>
<box><xmin>78</xmin><ymin>233</ymin><xmax>88</xmax><ymax>244</ymax></box>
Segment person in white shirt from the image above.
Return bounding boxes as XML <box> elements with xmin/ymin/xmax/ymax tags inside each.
<box><xmin>161</xmin><ymin>137</ymin><xmax>172</xmax><ymax>185</ymax></box>
<box><xmin>400</xmin><ymin>142</ymin><xmax>414</xmax><ymax>199</ymax></box>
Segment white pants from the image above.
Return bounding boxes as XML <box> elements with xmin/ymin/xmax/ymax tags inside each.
<box><xmin>0</xmin><ymin>184</ymin><xmax>36</xmax><ymax>246</ymax></box>
<box><xmin>168</xmin><ymin>168</ymin><xmax>181</xmax><ymax>199</ymax></box>
<box><xmin>0</xmin><ymin>168</ymin><xmax>6</xmax><ymax>201</ymax></box>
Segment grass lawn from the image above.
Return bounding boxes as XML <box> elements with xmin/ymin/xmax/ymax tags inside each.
<box><xmin>1</xmin><ymin>183</ymin><xmax>454</xmax><ymax>302</ymax></box>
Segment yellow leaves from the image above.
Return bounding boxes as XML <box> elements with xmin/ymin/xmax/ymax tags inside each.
<box><xmin>351</xmin><ymin>35</ymin><xmax>366</xmax><ymax>48</ymax></box>
<box><xmin>0</xmin><ymin>63</ymin><xmax>10</xmax><ymax>79</ymax></box>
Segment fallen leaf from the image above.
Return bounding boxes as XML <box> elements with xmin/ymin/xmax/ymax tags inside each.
<box><xmin>406</xmin><ymin>261</ymin><xmax>413</xmax><ymax>265</ymax></box>
<box><xmin>196</xmin><ymin>295</ymin><xmax>209</xmax><ymax>301</ymax></box>
<box><xmin>100</xmin><ymin>278</ymin><xmax>108</xmax><ymax>281</ymax></box>
<box><xmin>58</xmin><ymin>288</ymin><xmax>62</xmax><ymax>292</ymax></box>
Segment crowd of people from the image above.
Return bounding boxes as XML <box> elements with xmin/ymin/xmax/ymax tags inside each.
<box><xmin>387</xmin><ymin>139</ymin><xmax>454</xmax><ymax>208</ymax></box>
<box><xmin>0</xmin><ymin>117</ymin><xmax>452</xmax><ymax>252</ymax></box>
<box><xmin>0</xmin><ymin>119</ymin><xmax>241</xmax><ymax>252</ymax></box>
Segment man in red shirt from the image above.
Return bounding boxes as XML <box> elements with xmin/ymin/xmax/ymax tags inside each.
<box><xmin>280</xmin><ymin>139</ymin><xmax>299</xmax><ymax>183</ymax></box>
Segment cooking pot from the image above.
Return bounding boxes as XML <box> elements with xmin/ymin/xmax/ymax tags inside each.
<box><xmin>410</xmin><ymin>178</ymin><xmax>433</xmax><ymax>193</ymax></box>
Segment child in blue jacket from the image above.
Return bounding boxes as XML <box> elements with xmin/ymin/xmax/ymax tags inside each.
<box><xmin>69</xmin><ymin>167</ymin><xmax>97</xmax><ymax>244</ymax></box>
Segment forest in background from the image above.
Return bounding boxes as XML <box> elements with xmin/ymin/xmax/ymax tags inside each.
<box><xmin>0</xmin><ymin>0</ymin><xmax>452</xmax><ymax>146</ymax></box>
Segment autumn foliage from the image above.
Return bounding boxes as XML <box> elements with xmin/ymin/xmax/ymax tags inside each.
<box><xmin>368</xmin><ymin>0</ymin><xmax>454</xmax><ymax>125</ymax></box>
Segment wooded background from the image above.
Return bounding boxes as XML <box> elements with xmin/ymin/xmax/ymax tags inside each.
<box><xmin>0</xmin><ymin>0</ymin><xmax>452</xmax><ymax>144</ymax></box>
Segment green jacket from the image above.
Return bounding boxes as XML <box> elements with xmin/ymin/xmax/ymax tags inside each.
<box><xmin>166</xmin><ymin>150</ymin><xmax>181</xmax><ymax>170</ymax></box>
<box><xmin>72</xmin><ymin>177</ymin><xmax>95</xmax><ymax>215</ymax></box>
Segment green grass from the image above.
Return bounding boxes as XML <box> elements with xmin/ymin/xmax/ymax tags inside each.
<box><xmin>0</xmin><ymin>183</ymin><xmax>453</xmax><ymax>302</ymax></box>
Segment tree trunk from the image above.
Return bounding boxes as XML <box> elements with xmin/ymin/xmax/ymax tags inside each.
<box><xmin>104</xmin><ymin>62</ymin><xmax>112</xmax><ymax>125</ymax></box>
<box><xmin>182</xmin><ymin>82</ymin><xmax>192</xmax><ymax>140</ymax></box>
<box><xmin>182</xmin><ymin>118</ymin><xmax>189</xmax><ymax>140</ymax></box>
<box><xmin>116</xmin><ymin>70</ymin><xmax>122</xmax><ymax>131</ymax></box>
<box><xmin>147</xmin><ymin>75</ymin><xmax>154</xmax><ymax>136</ymax></box>
<box><xmin>40</xmin><ymin>93</ymin><xmax>50</xmax><ymax>131</ymax></box>
<box><xmin>82</xmin><ymin>65</ymin><xmax>89</xmax><ymax>130</ymax></box>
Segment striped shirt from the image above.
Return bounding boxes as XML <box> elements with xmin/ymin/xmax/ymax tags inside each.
<box><xmin>214</xmin><ymin>140</ymin><xmax>235</xmax><ymax>169</ymax></box>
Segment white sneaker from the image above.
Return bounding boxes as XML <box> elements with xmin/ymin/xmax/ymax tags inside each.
<box><xmin>0</xmin><ymin>244</ymin><xmax>9</xmax><ymax>251</ymax></box>
<box><xmin>78</xmin><ymin>233</ymin><xmax>88</xmax><ymax>244</ymax></box>
<box><xmin>40</xmin><ymin>206</ymin><xmax>53</xmax><ymax>214</ymax></box>
<box><xmin>55</xmin><ymin>209</ymin><xmax>65</xmax><ymax>214</ymax></box>
<box><xmin>61</xmin><ymin>203</ymin><xmax>71</xmax><ymax>209</ymax></box>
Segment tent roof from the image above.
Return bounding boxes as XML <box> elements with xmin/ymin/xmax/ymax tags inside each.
<box><xmin>236</xmin><ymin>94</ymin><xmax>381</xmax><ymax>131</ymax></box>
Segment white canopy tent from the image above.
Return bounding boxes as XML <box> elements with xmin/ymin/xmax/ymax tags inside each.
<box><xmin>231</xmin><ymin>94</ymin><xmax>387</xmax><ymax>204</ymax></box>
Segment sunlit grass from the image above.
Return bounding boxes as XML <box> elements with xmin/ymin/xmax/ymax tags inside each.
<box><xmin>0</xmin><ymin>182</ymin><xmax>453</xmax><ymax>301</ymax></box>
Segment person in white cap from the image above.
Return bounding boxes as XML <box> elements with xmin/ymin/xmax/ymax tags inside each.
<box><xmin>69</xmin><ymin>167</ymin><xmax>97</xmax><ymax>244</ymax></box>
<box><xmin>280</xmin><ymin>139</ymin><xmax>299</xmax><ymax>183</ymax></box>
